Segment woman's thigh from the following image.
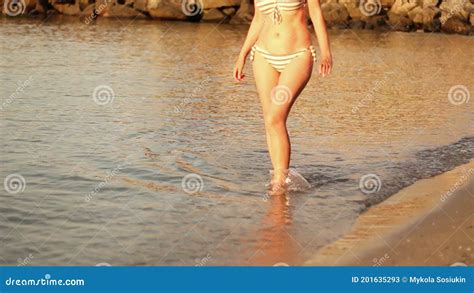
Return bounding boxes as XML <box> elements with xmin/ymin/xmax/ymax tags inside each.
<box><xmin>252</xmin><ymin>53</ymin><xmax>280</xmax><ymax>116</ymax></box>
<box><xmin>270</xmin><ymin>52</ymin><xmax>314</xmax><ymax>120</ymax></box>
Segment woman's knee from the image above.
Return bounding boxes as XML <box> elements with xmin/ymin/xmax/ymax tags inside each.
<box><xmin>264</xmin><ymin>112</ymin><xmax>286</xmax><ymax>132</ymax></box>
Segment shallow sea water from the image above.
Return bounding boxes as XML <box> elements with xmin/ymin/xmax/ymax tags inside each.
<box><xmin>1</xmin><ymin>18</ymin><xmax>473</xmax><ymax>265</ymax></box>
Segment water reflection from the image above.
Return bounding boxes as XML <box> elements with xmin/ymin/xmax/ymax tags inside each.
<box><xmin>249</xmin><ymin>193</ymin><xmax>301</xmax><ymax>265</ymax></box>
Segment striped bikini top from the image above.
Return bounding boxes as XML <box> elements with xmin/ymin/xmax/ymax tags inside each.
<box><xmin>255</xmin><ymin>0</ymin><xmax>306</xmax><ymax>24</ymax></box>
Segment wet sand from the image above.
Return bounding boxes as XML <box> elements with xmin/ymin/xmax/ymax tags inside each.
<box><xmin>306</xmin><ymin>160</ymin><xmax>474</xmax><ymax>266</ymax></box>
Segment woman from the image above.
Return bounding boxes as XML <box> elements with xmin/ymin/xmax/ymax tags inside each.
<box><xmin>233</xmin><ymin>0</ymin><xmax>333</xmax><ymax>194</ymax></box>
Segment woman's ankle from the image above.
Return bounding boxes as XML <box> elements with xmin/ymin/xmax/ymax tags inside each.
<box><xmin>270</xmin><ymin>168</ymin><xmax>289</xmax><ymax>183</ymax></box>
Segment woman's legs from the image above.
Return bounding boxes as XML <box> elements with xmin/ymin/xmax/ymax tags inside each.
<box><xmin>267</xmin><ymin>51</ymin><xmax>314</xmax><ymax>185</ymax></box>
<box><xmin>252</xmin><ymin>50</ymin><xmax>280</xmax><ymax>169</ymax></box>
<box><xmin>253</xmin><ymin>50</ymin><xmax>314</xmax><ymax>189</ymax></box>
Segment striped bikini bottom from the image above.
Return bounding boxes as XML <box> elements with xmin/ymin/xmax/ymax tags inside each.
<box><xmin>250</xmin><ymin>44</ymin><xmax>317</xmax><ymax>73</ymax></box>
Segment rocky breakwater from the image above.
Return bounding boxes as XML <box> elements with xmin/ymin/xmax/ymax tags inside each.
<box><xmin>320</xmin><ymin>0</ymin><xmax>473</xmax><ymax>34</ymax></box>
<box><xmin>2</xmin><ymin>0</ymin><xmax>473</xmax><ymax>34</ymax></box>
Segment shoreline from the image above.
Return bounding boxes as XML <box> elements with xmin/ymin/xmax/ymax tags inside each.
<box><xmin>306</xmin><ymin>159</ymin><xmax>474</xmax><ymax>266</ymax></box>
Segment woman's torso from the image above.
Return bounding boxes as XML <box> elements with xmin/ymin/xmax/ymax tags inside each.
<box><xmin>254</xmin><ymin>0</ymin><xmax>312</xmax><ymax>54</ymax></box>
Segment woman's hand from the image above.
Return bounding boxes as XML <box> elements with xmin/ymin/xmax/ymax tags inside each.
<box><xmin>319</xmin><ymin>51</ymin><xmax>332</xmax><ymax>77</ymax></box>
<box><xmin>233</xmin><ymin>55</ymin><xmax>246</xmax><ymax>82</ymax></box>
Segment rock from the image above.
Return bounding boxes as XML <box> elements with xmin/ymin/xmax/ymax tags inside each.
<box><xmin>441</xmin><ymin>15</ymin><xmax>471</xmax><ymax>34</ymax></box>
<box><xmin>364</xmin><ymin>14</ymin><xmax>387</xmax><ymax>29</ymax></box>
<box><xmin>92</xmin><ymin>0</ymin><xmax>109</xmax><ymax>15</ymax></box>
<box><xmin>468</xmin><ymin>1</ymin><xmax>474</xmax><ymax>11</ymax></box>
<box><xmin>422</xmin><ymin>0</ymin><xmax>438</xmax><ymax>7</ymax></box>
<box><xmin>103</xmin><ymin>4</ymin><xmax>147</xmax><ymax>18</ymax></box>
<box><xmin>78</xmin><ymin>0</ymin><xmax>90</xmax><ymax>10</ymax></box>
<box><xmin>321</xmin><ymin>2</ymin><xmax>350</xmax><ymax>28</ymax></box>
<box><xmin>81</xmin><ymin>3</ymin><xmax>95</xmax><ymax>17</ymax></box>
<box><xmin>221</xmin><ymin>6</ymin><xmax>236</xmax><ymax>16</ymax></box>
<box><xmin>408</xmin><ymin>5</ymin><xmax>422</xmax><ymax>19</ymax></box>
<box><xmin>388</xmin><ymin>10</ymin><xmax>415</xmax><ymax>30</ymax></box>
<box><xmin>338</xmin><ymin>0</ymin><xmax>357</xmax><ymax>4</ymax></box>
<box><xmin>345</xmin><ymin>2</ymin><xmax>365</xmax><ymax>20</ymax></box>
<box><xmin>390</xmin><ymin>0</ymin><xmax>419</xmax><ymax>16</ymax></box>
<box><xmin>90</xmin><ymin>0</ymin><xmax>146</xmax><ymax>18</ymax></box>
<box><xmin>422</xmin><ymin>6</ymin><xmax>441</xmax><ymax>31</ymax></box>
<box><xmin>148</xmin><ymin>0</ymin><xmax>188</xmax><ymax>20</ymax></box>
<box><xmin>34</xmin><ymin>0</ymin><xmax>50</xmax><ymax>14</ymax></box>
<box><xmin>408</xmin><ymin>5</ymin><xmax>423</xmax><ymax>26</ymax></box>
<box><xmin>51</xmin><ymin>1</ymin><xmax>81</xmax><ymax>16</ymax></box>
<box><xmin>202</xmin><ymin>8</ymin><xmax>225</xmax><ymax>21</ymax></box>
<box><xmin>229</xmin><ymin>0</ymin><xmax>253</xmax><ymax>24</ymax></box>
<box><xmin>26</xmin><ymin>0</ymin><xmax>37</xmax><ymax>13</ymax></box>
<box><xmin>439</xmin><ymin>0</ymin><xmax>471</xmax><ymax>21</ymax></box>
<box><xmin>133</xmin><ymin>0</ymin><xmax>148</xmax><ymax>12</ymax></box>
<box><xmin>349</xmin><ymin>19</ymin><xmax>366</xmax><ymax>28</ymax></box>
<box><xmin>470</xmin><ymin>12</ymin><xmax>474</xmax><ymax>26</ymax></box>
<box><xmin>201</xmin><ymin>0</ymin><xmax>240</xmax><ymax>9</ymax></box>
<box><xmin>36</xmin><ymin>0</ymin><xmax>57</xmax><ymax>14</ymax></box>
<box><xmin>412</xmin><ymin>11</ymin><xmax>424</xmax><ymax>24</ymax></box>
<box><xmin>380</xmin><ymin>0</ymin><xmax>396</xmax><ymax>7</ymax></box>
<box><xmin>81</xmin><ymin>4</ymin><xmax>101</xmax><ymax>24</ymax></box>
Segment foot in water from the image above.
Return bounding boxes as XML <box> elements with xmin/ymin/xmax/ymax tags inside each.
<box><xmin>267</xmin><ymin>168</ymin><xmax>311</xmax><ymax>195</ymax></box>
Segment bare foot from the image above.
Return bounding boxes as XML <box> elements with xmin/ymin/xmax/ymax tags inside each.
<box><xmin>268</xmin><ymin>169</ymin><xmax>289</xmax><ymax>196</ymax></box>
<box><xmin>268</xmin><ymin>181</ymin><xmax>287</xmax><ymax>196</ymax></box>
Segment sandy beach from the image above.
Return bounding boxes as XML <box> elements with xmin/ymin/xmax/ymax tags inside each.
<box><xmin>306</xmin><ymin>160</ymin><xmax>474</xmax><ymax>266</ymax></box>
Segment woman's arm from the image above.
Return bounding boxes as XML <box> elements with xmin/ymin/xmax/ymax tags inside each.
<box><xmin>234</xmin><ymin>8</ymin><xmax>264</xmax><ymax>81</ymax></box>
<box><xmin>307</xmin><ymin>0</ymin><xmax>333</xmax><ymax>77</ymax></box>
<box><xmin>238</xmin><ymin>8</ymin><xmax>264</xmax><ymax>60</ymax></box>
